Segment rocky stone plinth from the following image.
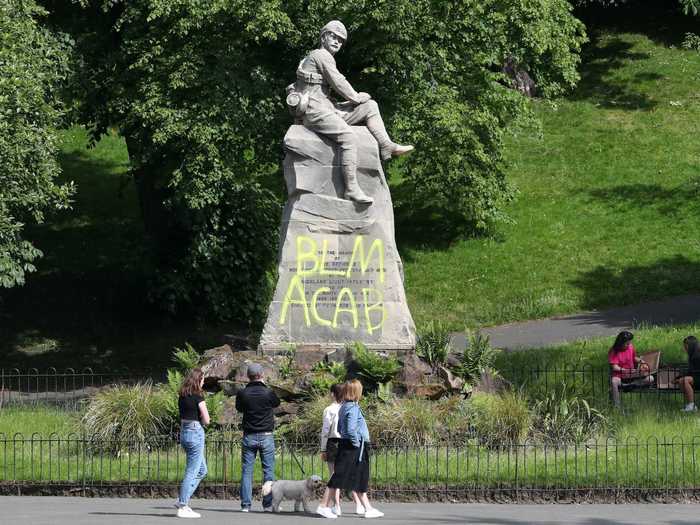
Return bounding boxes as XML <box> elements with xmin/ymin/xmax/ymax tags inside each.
<box><xmin>259</xmin><ymin>125</ymin><xmax>416</xmax><ymax>353</ymax></box>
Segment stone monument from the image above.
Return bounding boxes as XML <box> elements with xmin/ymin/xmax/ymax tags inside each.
<box><xmin>259</xmin><ymin>20</ymin><xmax>416</xmax><ymax>353</ymax></box>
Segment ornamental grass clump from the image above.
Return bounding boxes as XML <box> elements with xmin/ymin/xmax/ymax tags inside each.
<box><xmin>532</xmin><ymin>382</ymin><xmax>608</xmax><ymax>444</ymax></box>
<box><xmin>278</xmin><ymin>394</ymin><xmax>328</xmax><ymax>444</ymax></box>
<box><xmin>81</xmin><ymin>382</ymin><xmax>171</xmax><ymax>452</ymax></box>
<box><xmin>367</xmin><ymin>397</ymin><xmax>439</xmax><ymax>446</ymax></box>
<box><xmin>469</xmin><ymin>391</ymin><xmax>531</xmax><ymax>447</ymax></box>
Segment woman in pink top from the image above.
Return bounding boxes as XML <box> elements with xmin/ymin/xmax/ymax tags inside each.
<box><xmin>608</xmin><ymin>331</ymin><xmax>651</xmax><ymax>407</ymax></box>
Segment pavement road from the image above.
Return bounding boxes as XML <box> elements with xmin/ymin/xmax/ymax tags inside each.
<box><xmin>450</xmin><ymin>294</ymin><xmax>700</xmax><ymax>351</ymax></box>
<box><xmin>3</xmin><ymin>497</ymin><xmax>700</xmax><ymax>525</ymax></box>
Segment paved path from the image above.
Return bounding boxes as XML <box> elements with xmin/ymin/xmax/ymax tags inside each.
<box><xmin>451</xmin><ymin>294</ymin><xmax>700</xmax><ymax>351</ymax></box>
<box><xmin>3</xmin><ymin>497</ymin><xmax>700</xmax><ymax>524</ymax></box>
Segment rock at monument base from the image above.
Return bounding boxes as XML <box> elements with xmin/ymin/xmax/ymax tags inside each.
<box><xmin>259</xmin><ymin>125</ymin><xmax>416</xmax><ymax>353</ymax></box>
<box><xmin>218</xmin><ymin>397</ymin><xmax>242</xmax><ymax>427</ymax></box>
<box><xmin>472</xmin><ymin>370</ymin><xmax>511</xmax><ymax>395</ymax></box>
<box><xmin>199</xmin><ymin>345</ymin><xmax>236</xmax><ymax>386</ymax></box>
<box><xmin>438</xmin><ymin>365</ymin><xmax>465</xmax><ymax>393</ymax></box>
<box><xmin>293</xmin><ymin>345</ymin><xmax>327</xmax><ymax>371</ymax></box>
<box><xmin>397</xmin><ymin>352</ymin><xmax>434</xmax><ymax>386</ymax></box>
<box><xmin>410</xmin><ymin>383</ymin><xmax>448</xmax><ymax>400</ymax></box>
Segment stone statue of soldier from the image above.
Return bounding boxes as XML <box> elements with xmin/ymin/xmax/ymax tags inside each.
<box><xmin>286</xmin><ymin>20</ymin><xmax>414</xmax><ymax>205</ymax></box>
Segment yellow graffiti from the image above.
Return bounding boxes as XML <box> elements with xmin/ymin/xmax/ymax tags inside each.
<box><xmin>347</xmin><ymin>236</ymin><xmax>385</xmax><ymax>283</ymax></box>
<box><xmin>362</xmin><ymin>288</ymin><xmax>386</xmax><ymax>335</ymax></box>
<box><xmin>311</xmin><ymin>287</ymin><xmax>332</xmax><ymax>327</ymax></box>
<box><xmin>280</xmin><ymin>235</ymin><xmax>387</xmax><ymax>334</ymax></box>
<box><xmin>279</xmin><ymin>274</ymin><xmax>310</xmax><ymax>327</ymax></box>
<box><xmin>332</xmin><ymin>287</ymin><xmax>359</xmax><ymax>329</ymax></box>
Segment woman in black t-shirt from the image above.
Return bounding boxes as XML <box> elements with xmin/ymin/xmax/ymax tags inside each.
<box><xmin>175</xmin><ymin>368</ymin><xmax>210</xmax><ymax>518</ymax></box>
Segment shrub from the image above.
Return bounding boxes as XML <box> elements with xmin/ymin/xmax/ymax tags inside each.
<box><xmin>416</xmin><ymin>321</ymin><xmax>451</xmax><ymax>369</ymax></box>
<box><xmin>278</xmin><ymin>344</ymin><xmax>297</xmax><ymax>380</ymax></box>
<box><xmin>308</xmin><ymin>361</ymin><xmax>347</xmax><ymax>396</ymax></box>
<box><xmin>366</xmin><ymin>397</ymin><xmax>438</xmax><ymax>446</ymax></box>
<box><xmin>682</xmin><ymin>32</ymin><xmax>700</xmax><ymax>52</ymax></box>
<box><xmin>532</xmin><ymin>382</ymin><xmax>607</xmax><ymax>444</ymax></box>
<box><xmin>278</xmin><ymin>394</ymin><xmax>328</xmax><ymax>444</ymax></box>
<box><xmin>469</xmin><ymin>391</ymin><xmax>531</xmax><ymax>447</ymax></box>
<box><xmin>0</xmin><ymin>0</ymin><xmax>74</xmax><ymax>287</ymax></box>
<box><xmin>350</xmin><ymin>342</ymin><xmax>401</xmax><ymax>387</ymax></box>
<box><xmin>454</xmin><ymin>332</ymin><xmax>499</xmax><ymax>386</ymax></box>
<box><xmin>81</xmin><ymin>382</ymin><xmax>171</xmax><ymax>452</ymax></box>
<box><xmin>171</xmin><ymin>343</ymin><xmax>201</xmax><ymax>372</ymax></box>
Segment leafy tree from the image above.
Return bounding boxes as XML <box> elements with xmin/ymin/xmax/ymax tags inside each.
<box><xmin>0</xmin><ymin>0</ymin><xmax>73</xmax><ymax>288</ymax></box>
<box><xmin>54</xmin><ymin>0</ymin><xmax>586</xmax><ymax>321</ymax></box>
<box><xmin>573</xmin><ymin>0</ymin><xmax>698</xmax><ymax>15</ymax></box>
<box><xmin>681</xmin><ymin>0</ymin><xmax>700</xmax><ymax>15</ymax></box>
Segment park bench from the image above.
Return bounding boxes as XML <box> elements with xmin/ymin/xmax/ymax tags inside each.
<box><xmin>611</xmin><ymin>350</ymin><xmax>686</xmax><ymax>398</ymax></box>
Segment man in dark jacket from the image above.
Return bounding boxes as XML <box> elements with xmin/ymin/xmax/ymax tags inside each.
<box><xmin>236</xmin><ymin>362</ymin><xmax>281</xmax><ymax>512</ymax></box>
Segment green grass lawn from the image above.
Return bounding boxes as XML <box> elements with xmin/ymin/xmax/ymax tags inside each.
<box><xmin>0</xmin><ymin>406</ymin><xmax>79</xmax><ymax>436</ymax></box>
<box><xmin>400</xmin><ymin>12</ymin><xmax>700</xmax><ymax>328</ymax></box>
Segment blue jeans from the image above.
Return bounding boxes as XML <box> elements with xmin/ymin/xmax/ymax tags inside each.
<box><xmin>178</xmin><ymin>421</ymin><xmax>207</xmax><ymax>506</ymax></box>
<box><xmin>240</xmin><ymin>433</ymin><xmax>275</xmax><ymax>510</ymax></box>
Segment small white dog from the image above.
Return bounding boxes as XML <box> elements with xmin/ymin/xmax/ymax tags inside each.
<box><xmin>261</xmin><ymin>475</ymin><xmax>324</xmax><ymax>513</ymax></box>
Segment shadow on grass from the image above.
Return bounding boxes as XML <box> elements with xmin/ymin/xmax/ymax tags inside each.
<box><xmin>391</xmin><ymin>178</ymin><xmax>492</xmax><ymax>259</ymax></box>
<box><xmin>587</xmin><ymin>181</ymin><xmax>700</xmax><ymax>217</ymax></box>
<box><xmin>570</xmin><ymin>35</ymin><xmax>659</xmax><ymax>111</ymax></box>
<box><xmin>572</xmin><ymin>256</ymin><xmax>700</xmax><ymax>315</ymax></box>
<box><xmin>577</xmin><ymin>3</ymin><xmax>699</xmax><ymax>50</ymax></box>
<box><xmin>0</xmin><ymin>147</ymin><xmax>228</xmax><ymax>370</ymax></box>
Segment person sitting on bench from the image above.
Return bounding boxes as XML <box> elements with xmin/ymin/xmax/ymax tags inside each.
<box><xmin>675</xmin><ymin>335</ymin><xmax>700</xmax><ymax>412</ymax></box>
<box><xmin>608</xmin><ymin>331</ymin><xmax>652</xmax><ymax>408</ymax></box>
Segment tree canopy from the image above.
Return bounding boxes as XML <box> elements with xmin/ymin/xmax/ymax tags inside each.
<box><xmin>52</xmin><ymin>0</ymin><xmax>586</xmax><ymax>322</ymax></box>
<box><xmin>0</xmin><ymin>0</ymin><xmax>73</xmax><ymax>288</ymax></box>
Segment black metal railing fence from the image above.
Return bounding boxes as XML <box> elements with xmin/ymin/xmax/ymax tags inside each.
<box><xmin>1</xmin><ymin>433</ymin><xmax>700</xmax><ymax>494</ymax></box>
<box><xmin>0</xmin><ymin>368</ymin><xmax>160</xmax><ymax>409</ymax></box>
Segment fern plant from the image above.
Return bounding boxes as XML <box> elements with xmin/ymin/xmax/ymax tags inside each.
<box><xmin>172</xmin><ymin>343</ymin><xmax>201</xmax><ymax>372</ymax></box>
<box><xmin>349</xmin><ymin>342</ymin><xmax>401</xmax><ymax>387</ymax></box>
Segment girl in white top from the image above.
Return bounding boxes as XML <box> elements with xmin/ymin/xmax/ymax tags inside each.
<box><xmin>316</xmin><ymin>383</ymin><xmax>365</xmax><ymax>519</ymax></box>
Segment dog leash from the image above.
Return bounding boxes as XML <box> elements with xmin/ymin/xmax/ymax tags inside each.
<box><xmin>278</xmin><ymin>434</ymin><xmax>307</xmax><ymax>476</ymax></box>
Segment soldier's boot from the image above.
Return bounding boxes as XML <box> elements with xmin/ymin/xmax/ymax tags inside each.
<box><xmin>366</xmin><ymin>115</ymin><xmax>415</xmax><ymax>161</ymax></box>
<box><xmin>343</xmin><ymin>166</ymin><xmax>373</xmax><ymax>205</ymax></box>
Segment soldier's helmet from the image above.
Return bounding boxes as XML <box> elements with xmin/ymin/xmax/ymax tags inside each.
<box><xmin>320</xmin><ymin>20</ymin><xmax>348</xmax><ymax>42</ymax></box>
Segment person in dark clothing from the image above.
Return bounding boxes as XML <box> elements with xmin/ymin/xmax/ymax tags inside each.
<box><xmin>236</xmin><ymin>362</ymin><xmax>281</xmax><ymax>512</ymax></box>
<box><xmin>676</xmin><ymin>335</ymin><xmax>700</xmax><ymax>412</ymax></box>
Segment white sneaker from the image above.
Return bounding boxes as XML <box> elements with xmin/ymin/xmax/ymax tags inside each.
<box><xmin>317</xmin><ymin>506</ymin><xmax>338</xmax><ymax>519</ymax></box>
<box><xmin>356</xmin><ymin>504</ymin><xmax>366</xmax><ymax>515</ymax></box>
<box><xmin>241</xmin><ymin>508</ymin><xmax>249</xmax><ymax>513</ymax></box>
<box><xmin>176</xmin><ymin>506</ymin><xmax>201</xmax><ymax>518</ymax></box>
<box><xmin>364</xmin><ymin>508</ymin><xmax>384</xmax><ymax>519</ymax></box>
<box><xmin>682</xmin><ymin>404</ymin><xmax>697</xmax><ymax>412</ymax></box>
<box><xmin>332</xmin><ymin>505</ymin><xmax>342</xmax><ymax>516</ymax></box>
